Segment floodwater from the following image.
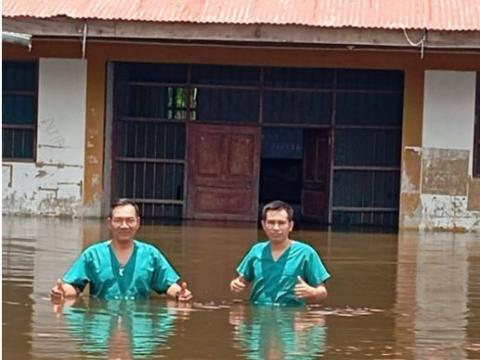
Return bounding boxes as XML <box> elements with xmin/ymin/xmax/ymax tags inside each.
<box><xmin>2</xmin><ymin>217</ymin><xmax>480</xmax><ymax>360</ymax></box>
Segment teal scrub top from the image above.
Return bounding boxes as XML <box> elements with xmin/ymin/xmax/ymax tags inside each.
<box><xmin>236</xmin><ymin>240</ymin><xmax>330</xmax><ymax>306</ymax></box>
<box><xmin>63</xmin><ymin>240</ymin><xmax>180</xmax><ymax>300</ymax></box>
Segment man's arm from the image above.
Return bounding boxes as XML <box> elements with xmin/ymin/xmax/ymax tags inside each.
<box><xmin>52</xmin><ymin>250</ymin><xmax>90</xmax><ymax>301</ymax></box>
<box><xmin>294</xmin><ymin>276</ymin><xmax>328</xmax><ymax>303</ymax></box>
<box><xmin>231</xmin><ymin>248</ymin><xmax>255</xmax><ymax>294</ymax></box>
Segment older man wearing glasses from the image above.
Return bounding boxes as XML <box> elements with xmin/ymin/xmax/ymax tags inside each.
<box><xmin>51</xmin><ymin>199</ymin><xmax>192</xmax><ymax>302</ymax></box>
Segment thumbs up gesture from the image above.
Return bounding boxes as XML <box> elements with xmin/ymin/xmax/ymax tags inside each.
<box><xmin>294</xmin><ymin>276</ymin><xmax>328</xmax><ymax>302</ymax></box>
<box><xmin>230</xmin><ymin>276</ymin><xmax>247</xmax><ymax>294</ymax></box>
<box><xmin>50</xmin><ymin>279</ymin><xmax>79</xmax><ymax>304</ymax></box>
<box><xmin>294</xmin><ymin>276</ymin><xmax>313</xmax><ymax>299</ymax></box>
<box><xmin>176</xmin><ymin>281</ymin><xmax>193</xmax><ymax>302</ymax></box>
<box><xmin>50</xmin><ymin>278</ymin><xmax>66</xmax><ymax>301</ymax></box>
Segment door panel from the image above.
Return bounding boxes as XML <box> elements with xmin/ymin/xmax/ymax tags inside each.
<box><xmin>187</xmin><ymin>123</ymin><xmax>260</xmax><ymax>221</ymax></box>
<box><xmin>301</xmin><ymin>129</ymin><xmax>331</xmax><ymax>222</ymax></box>
<box><xmin>196</xmin><ymin>133</ymin><xmax>223</xmax><ymax>176</ymax></box>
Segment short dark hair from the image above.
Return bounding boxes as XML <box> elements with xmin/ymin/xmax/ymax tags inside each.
<box><xmin>110</xmin><ymin>199</ymin><xmax>141</xmax><ymax>217</ymax></box>
<box><xmin>262</xmin><ymin>200</ymin><xmax>294</xmax><ymax>221</ymax></box>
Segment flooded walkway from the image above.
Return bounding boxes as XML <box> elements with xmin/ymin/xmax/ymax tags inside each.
<box><xmin>3</xmin><ymin>217</ymin><xmax>480</xmax><ymax>359</ymax></box>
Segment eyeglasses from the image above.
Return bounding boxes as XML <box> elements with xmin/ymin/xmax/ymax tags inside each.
<box><xmin>111</xmin><ymin>217</ymin><xmax>138</xmax><ymax>226</ymax></box>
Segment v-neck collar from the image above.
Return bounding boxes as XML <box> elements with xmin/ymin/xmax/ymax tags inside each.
<box><xmin>108</xmin><ymin>240</ymin><xmax>137</xmax><ymax>272</ymax></box>
<box><xmin>269</xmin><ymin>240</ymin><xmax>294</xmax><ymax>263</ymax></box>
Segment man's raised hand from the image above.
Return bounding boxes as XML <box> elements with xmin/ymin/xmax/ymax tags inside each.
<box><xmin>177</xmin><ymin>281</ymin><xmax>193</xmax><ymax>302</ymax></box>
<box><xmin>230</xmin><ymin>276</ymin><xmax>247</xmax><ymax>294</ymax></box>
<box><xmin>50</xmin><ymin>278</ymin><xmax>66</xmax><ymax>301</ymax></box>
<box><xmin>294</xmin><ymin>276</ymin><xmax>313</xmax><ymax>299</ymax></box>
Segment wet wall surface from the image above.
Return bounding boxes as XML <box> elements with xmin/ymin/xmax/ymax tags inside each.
<box><xmin>3</xmin><ymin>217</ymin><xmax>480</xmax><ymax>359</ymax></box>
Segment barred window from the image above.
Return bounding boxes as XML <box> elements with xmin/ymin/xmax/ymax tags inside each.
<box><xmin>2</xmin><ymin>61</ymin><xmax>37</xmax><ymax>161</ymax></box>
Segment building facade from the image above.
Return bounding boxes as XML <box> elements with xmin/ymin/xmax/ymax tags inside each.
<box><xmin>3</xmin><ymin>2</ymin><xmax>480</xmax><ymax>230</ymax></box>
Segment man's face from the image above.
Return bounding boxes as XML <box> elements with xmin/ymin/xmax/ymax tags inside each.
<box><xmin>107</xmin><ymin>204</ymin><xmax>140</xmax><ymax>243</ymax></box>
<box><xmin>261</xmin><ymin>209</ymin><xmax>294</xmax><ymax>244</ymax></box>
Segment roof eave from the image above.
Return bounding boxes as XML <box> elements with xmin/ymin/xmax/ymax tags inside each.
<box><xmin>3</xmin><ymin>17</ymin><xmax>480</xmax><ymax>50</ymax></box>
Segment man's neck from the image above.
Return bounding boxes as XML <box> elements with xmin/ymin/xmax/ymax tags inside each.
<box><xmin>110</xmin><ymin>238</ymin><xmax>134</xmax><ymax>252</ymax></box>
<box><xmin>270</xmin><ymin>238</ymin><xmax>291</xmax><ymax>251</ymax></box>
<box><xmin>110</xmin><ymin>239</ymin><xmax>135</xmax><ymax>266</ymax></box>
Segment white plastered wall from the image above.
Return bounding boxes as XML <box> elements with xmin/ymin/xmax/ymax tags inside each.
<box><xmin>419</xmin><ymin>70</ymin><xmax>479</xmax><ymax>231</ymax></box>
<box><xmin>422</xmin><ymin>70</ymin><xmax>476</xmax><ymax>174</ymax></box>
<box><xmin>2</xmin><ymin>58</ymin><xmax>87</xmax><ymax>216</ymax></box>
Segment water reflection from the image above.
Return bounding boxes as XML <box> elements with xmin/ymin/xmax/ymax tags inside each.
<box><xmin>3</xmin><ymin>218</ymin><xmax>480</xmax><ymax>360</ymax></box>
<box><xmin>230</xmin><ymin>304</ymin><xmax>326</xmax><ymax>359</ymax></box>
<box><xmin>395</xmin><ymin>233</ymin><xmax>476</xmax><ymax>360</ymax></box>
<box><xmin>54</xmin><ymin>298</ymin><xmax>184</xmax><ymax>359</ymax></box>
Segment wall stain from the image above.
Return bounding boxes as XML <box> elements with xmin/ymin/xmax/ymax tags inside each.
<box><xmin>404</xmin><ymin>147</ymin><xmax>480</xmax><ymax>232</ymax></box>
<box><xmin>37</xmin><ymin>144</ymin><xmax>68</xmax><ymax>149</ymax></box>
<box><xmin>87</xmin><ymin>155</ymin><xmax>99</xmax><ymax>165</ymax></box>
<box><xmin>40</xmin><ymin>117</ymin><xmax>66</xmax><ymax>147</ymax></box>
<box><xmin>467</xmin><ymin>177</ymin><xmax>480</xmax><ymax>211</ymax></box>
<box><xmin>2</xmin><ymin>164</ymin><xmax>13</xmax><ymax>187</ymax></box>
<box><xmin>35</xmin><ymin>170</ymin><xmax>48</xmax><ymax>178</ymax></box>
<box><xmin>421</xmin><ymin>148</ymin><xmax>468</xmax><ymax>196</ymax></box>
<box><xmin>37</xmin><ymin>196</ymin><xmax>83</xmax><ymax>217</ymax></box>
<box><xmin>36</xmin><ymin>162</ymin><xmax>83</xmax><ymax>169</ymax></box>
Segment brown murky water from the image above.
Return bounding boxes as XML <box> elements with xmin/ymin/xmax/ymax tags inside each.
<box><xmin>3</xmin><ymin>217</ymin><xmax>480</xmax><ymax>360</ymax></box>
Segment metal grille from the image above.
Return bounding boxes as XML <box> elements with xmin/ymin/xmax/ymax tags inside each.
<box><xmin>332</xmin><ymin>211</ymin><xmax>399</xmax><ymax>227</ymax></box>
<box><xmin>112</xmin><ymin>63</ymin><xmax>403</xmax><ymax>225</ymax></box>
<box><xmin>195</xmin><ymin>88</ymin><xmax>259</xmax><ymax>123</ymax></box>
<box><xmin>192</xmin><ymin>65</ymin><xmax>260</xmax><ymax>123</ymax></box>
<box><xmin>113</xmin><ymin>63</ymin><xmax>187</xmax><ymax>218</ymax></box>
<box><xmin>332</xmin><ymin>70</ymin><xmax>404</xmax><ymax>226</ymax></box>
<box><xmin>263</xmin><ymin>67</ymin><xmax>333</xmax><ymax>125</ymax></box>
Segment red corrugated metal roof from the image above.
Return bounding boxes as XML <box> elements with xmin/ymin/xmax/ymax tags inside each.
<box><xmin>3</xmin><ymin>0</ymin><xmax>480</xmax><ymax>31</ymax></box>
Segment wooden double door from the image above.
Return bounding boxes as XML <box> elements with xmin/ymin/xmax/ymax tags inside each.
<box><xmin>186</xmin><ymin>123</ymin><xmax>331</xmax><ymax>223</ymax></box>
<box><xmin>186</xmin><ymin>123</ymin><xmax>260</xmax><ymax>221</ymax></box>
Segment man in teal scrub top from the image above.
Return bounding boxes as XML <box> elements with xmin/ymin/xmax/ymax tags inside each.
<box><xmin>230</xmin><ymin>200</ymin><xmax>330</xmax><ymax>306</ymax></box>
<box><xmin>51</xmin><ymin>199</ymin><xmax>192</xmax><ymax>302</ymax></box>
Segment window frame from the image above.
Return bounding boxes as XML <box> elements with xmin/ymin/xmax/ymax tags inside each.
<box><xmin>2</xmin><ymin>60</ymin><xmax>39</xmax><ymax>162</ymax></box>
<box><xmin>474</xmin><ymin>73</ymin><xmax>480</xmax><ymax>177</ymax></box>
